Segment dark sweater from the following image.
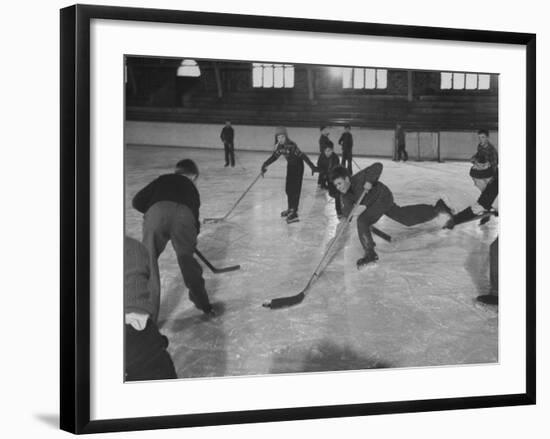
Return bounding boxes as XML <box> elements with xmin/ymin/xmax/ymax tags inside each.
<box><xmin>132</xmin><ymin>174</ymin><xmax>201</xmax><ymax>225</ymax></box>
<box><xmin>317</xmin><ymin>153</ymin><xmax>340</xmax><ymax>176</ymax></box>
<box><xmin>220</xmin><ymin>126</ymin><xmax>234</xmax><ymax>143</ymax></box>
<box><xmin>471</xmin><ymin>142</ymin><xmax>498</xmax><ymax>174</ymax></box>
<box><xmin>338</xmin><ymin>132</ymin><xmax>353</xmax><ymax>151</ymax></box>
<box><xmin>340</xmin><ymin>162</ymin><xmax>391</xmax><ymax>216</ymax></box>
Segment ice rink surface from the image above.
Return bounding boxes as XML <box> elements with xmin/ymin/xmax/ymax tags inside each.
<box><xmin>125</xmin><ymin>145</ymin><xmax>498</xmax><ymax>379</ymax></box>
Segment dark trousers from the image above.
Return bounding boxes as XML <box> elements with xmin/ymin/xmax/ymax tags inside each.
<box><xmin>356</xmin><ymin>190</ymin><xmax>437</xmax><ymax>251</ymax></box>
<box><xmin>397</xmin><ymin>143</ymin><xmax>408</xmax><ymax>161</ymax></box>
<box><xmin>224</xmin><ymin>142</ymin><xmax>235</xmax><ymax>166</ymax></box>
<box><xmin>341</xmin><ymin>149</ymin><xmax>353</xmax><ymax>174</ymax></box>
<box><xmin>142</xmin><ymin>201</ymin><xmax>211</xmax><ymax>321</ymax></box>
<box><xmin>478</xmin><ymin>176</ymin><xmax>498</xmax><ymax>210</ymax></box>
<box><xmin>125</xmin><ymin>319</ymin><xmax>177</xmax><ymax>381</ymax></box>
<box><xmin>286</xmin><ymin>164</ymin><xmax>304</xmax><ymax>212</ymax></box>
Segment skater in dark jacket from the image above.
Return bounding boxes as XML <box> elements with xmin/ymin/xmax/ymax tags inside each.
<box><xmin>318</xmin><ymin>126</ymin><xmax>334</xmax><ymax>186</ymax></box>
<box><xmin>132</xmin><ymin>159</ymin><xmax>214</xmax><ymax>321</ymax></box>
<box><xmin>394</xmin><ymin>124</ymin><xmax>408</xmax><ymax>162</ymax></box>
<box><xmin>445</xmin><ymin>129</ymin><xmax>498</xmax><ymax>228</ymax></box>
<box><xmin>261</xmin><ymin>126</ymin><xmax>318</xmax><ymax>224</ymax></box>
<box><xmin>331</xmin><ymin>165</ymin><xmax>452</xmax><ymax>269</ymax></box>
<box><xmin>338</xmin><ymin>124</ymin><xmax>354</xmax><ymax>174</ymax></box>
<box><xmin>220</xmin><ymin>120</ymin><xmax>235</xmax><ymax>167</ymax></box>
<box><xmin>317</xmin><ymin>143</ymin><xmax>342</xmax><ymax>217</ymax></box>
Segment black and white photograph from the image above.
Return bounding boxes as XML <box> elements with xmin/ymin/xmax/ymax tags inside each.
<box><xmin>124</xmin><ymin>57</ymin><xmax>500</xmax><ymax>381</ymax></box>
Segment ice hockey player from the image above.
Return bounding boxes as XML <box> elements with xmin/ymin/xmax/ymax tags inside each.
<box><xmin>261</xmin><ymin>126</ymin><xmax>318</xmax><ymax>224</ymax></box>
<box><xmin>330</xmin><ymin>164</ymin><xmax>453</xmax><ymax>269</ymax></box>
<box><xmin>338</xmin><ymin>124</ymin><xmax>354</xmax><ymax>174</ymax></box>
<box><xmin>317</xmin><ymin>143</ymin><xmax>343</xmax><ymax>217</ymax></box>
<box><xmin>444</xmin><ymin>129</ymin><xmax>498</xmax><ymax>228</ymax></box>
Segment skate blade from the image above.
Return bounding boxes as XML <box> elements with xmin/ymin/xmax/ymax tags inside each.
<box><xmin>357</xmin><ymin>262</ymin><xmax>378</xmax><ymax>271</ymax></box>
<box><xmin>286</xmin><ymin>218</ymin><xmax>300</xmax><ymax>224</ymax></box>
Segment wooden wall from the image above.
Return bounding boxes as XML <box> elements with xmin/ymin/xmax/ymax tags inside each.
<box><xmin>126</xmin><ymin>57</ymin><xmax>498</xmax><ymax>133</ymax></box>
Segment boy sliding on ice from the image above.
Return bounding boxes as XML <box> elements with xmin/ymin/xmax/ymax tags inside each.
<box><xmin>330</xmin><ymin>164</ymin><xmax>453</xmax><ymax>269</ymax></box>
<box><xmin>261</xmin><ymin>126</ymin><xmax>318</xmax><ymax>224</ymax></box>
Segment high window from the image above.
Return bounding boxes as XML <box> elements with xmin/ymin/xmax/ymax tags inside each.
<box><xmin>342</xmin><ymin>68</ymin><xmax>387</xmax><ymax>89</ymax></box>
<box><xmin>252</xmin><ymin>63</ymin><xmax>295</xmax><ymax>88</ymax></box>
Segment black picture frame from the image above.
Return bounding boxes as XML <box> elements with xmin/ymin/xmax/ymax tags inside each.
<box><xmin>60</xmin><ymin>4</ymin><xmax>536</xmax><ymax>434</ymax></box>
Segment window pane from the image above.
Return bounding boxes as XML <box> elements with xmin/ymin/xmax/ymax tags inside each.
<box><xmin>453</xmin><ymin>73</ymin><xmax>465</xmax><ymax>89</ymax></box>
<box><xmin>342</xmin><ymin>68</ymin><xmax>353</xmax><ymax>88</ymax></box>
<box><xmin>252</xmin><ymin>65</ymin><xmax>262</xmax><ymax>87</ymax></box>
<box><xmin>441</xmin><ymin>72</ymin><xmax>452</xmax><ymax>89</ymax></box>
<box><xmin>376</xmin><ymin>69</ymin><xmax>387</xmax><ymax>89</ymax></box>
<box><xmin>273</xmin><ymin>65</ymin><xmax>284</xmax><ymax>88</ymax></box>
<box><xmin>353</xmin><ymin>68</ymin><xmax>364</xmax><ymax>89</ymax></box>
<box><xmin>284</xmin><ymin>66</ymin><xmax>294</xmax><ymax>88</ymax></box>
<box><xmin>263</xmin><ymin>65</ymin><xmax>273</xmax><ymax>87</ymax></box>
<box><xmin>365</xmin><ymin>68</ymin><xmax>376</xmax><ymax>88</ymax></box>
<box><xmin>478</xmin><ymin>74</ymin><xmax>490</xmax><ymax>89</ymax></box>
<box><xmin>465</xmin><ymin>73</ymin><xmax>478</xmax><ymax>89</ymax></box>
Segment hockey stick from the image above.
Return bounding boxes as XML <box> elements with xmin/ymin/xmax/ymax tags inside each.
<box><xmin>203</xmin><ymin>172</ymin><xmax>262</xmax><ymax>223</ymax></box>
<box><xmin>372</xmin><ymin>226</ymin><xmax>392</xmax><ymax>242</ymax></box>
<box><xmin>195</xmin><ymin>249</ymin><xmax>241</xmax><ymax>274</ymax></box>
<box><xmin>263</xmin><ymin>188</ymin><xmax>369</xmax><ymax>309</ymax></box>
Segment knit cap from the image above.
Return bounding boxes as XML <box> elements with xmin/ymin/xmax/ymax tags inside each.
<box><xmin>124</xmin><ymin>236</ymin><xmax>155</xmax><ymax>316</ymax></box>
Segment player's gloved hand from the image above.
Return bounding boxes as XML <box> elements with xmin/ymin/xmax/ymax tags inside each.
<box><xmin>261</xmin><ymin>166</ymin><xmax>267</xmax><ymax>176</ymax></box>
<box><xmin>311</xmin><ymin>166</ymin><xmax>319</xmax><ymax>175</ymax></box>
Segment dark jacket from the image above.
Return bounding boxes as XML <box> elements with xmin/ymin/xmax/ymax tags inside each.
<box><xmin>340</xmin><ymin>162</ymin><xmax>391</xmax><ymax>216</ymax></box>
<box><xmin>132</xmin><ymin>174</ymin><xmax>201</xmax><ymax>228</ymax></box>
<box><xmin>471</xmin><ymin>142</ymin><xmax>498</xmax><ymax>175</ymax></box>
<box><xmin>317</xmin><ymin>153</ymin><xmax>340</xmax><ymax>176</ymax></box>
<box><xmin>319</xmin><ymin>134</ymin><xmax>334</xmax><ymax>153</ymax></box>
<box><xmin>262</xmin><ymin>139</ymin><xmax>316</xmax><ymax>171</ymax></box>
<box><xmin>220</xmin><ymin>126</ymin><xmax>234</xmax><ymax>143</ymax></box>
<box><xmin>338</xmin><ymin>132</ymin><xmax>353</xmax><ymax>151</ymax></box>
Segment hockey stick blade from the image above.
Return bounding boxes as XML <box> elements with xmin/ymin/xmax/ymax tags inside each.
<box><xmin>210</xmin><ymin>264</ymin><xmax>241</xmax><ymax>274</ymax></box>
<box><xmin>195</xmin><ymin>249</ymin><xmax>241</xmax><ymax>274</ymax></box>
<box><xmin>262</xmin><ymin>291</ymin><xmax>305</xmax><ymax>309</ymax></box>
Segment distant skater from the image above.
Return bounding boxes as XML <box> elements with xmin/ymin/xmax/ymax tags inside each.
<box><xmin>132</xmin><ymin>159</ymin><xmax>215</xmax><ymax>321</ymax></box>
<box><xmin>220</xmin><ymin>120</ymin><xmax>235</xmax><ymax>167</ymax></box>
<box><xmin>330</xmin><ymin>165</ymin><xmax>452</xmax><ymax>269</ymax></box>
<box><xmin>338</xmin><ymin>124</ymin><xmax>354</xmax><ymax>174</ymax></box>
<box><xmin>261</xmin><ymin>126</ymin><xmax>318</xmax><ymax>224</ymax></box>
<box><xmin>394</xmin><ymin>124</ymin><xmax>408</xmax><ymax>162</ymax></box>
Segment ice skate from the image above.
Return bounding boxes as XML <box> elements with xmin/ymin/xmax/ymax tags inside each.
<box><xmin>356</xmin><ymin>249</ymin><xmax>378</xmax><ymax>270</ymax></box>
<box><xmin>280</xmin><ymin>209</ymin><xmax>291</xmax><ymax>218</ymax></box>
<box><xmin>286</xmin><ymin>210</ymin><xmax>299</xmax><ymax>224</ymax></box>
